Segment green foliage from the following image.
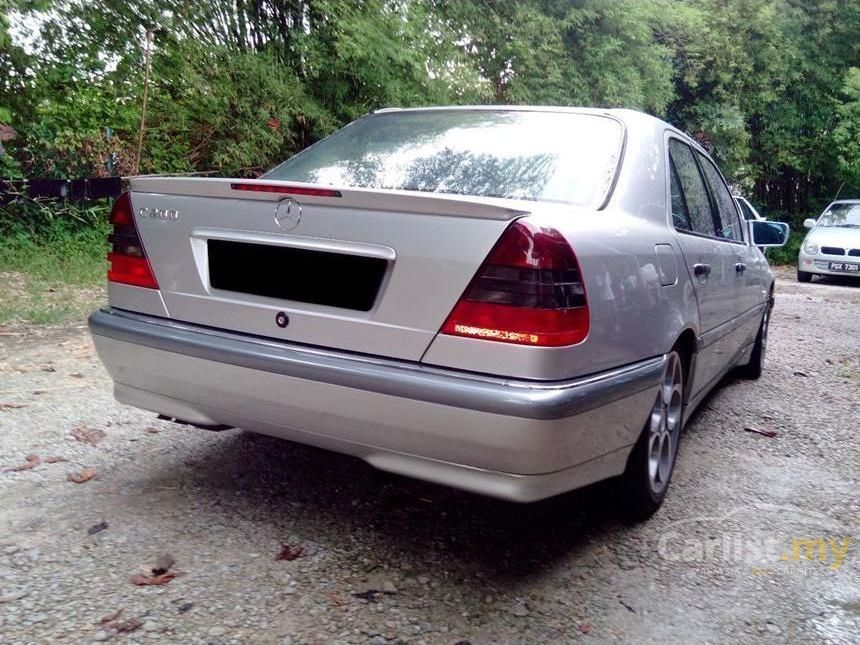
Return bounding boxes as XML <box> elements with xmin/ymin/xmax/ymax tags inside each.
<box><xmin>143</xmin><ymin>47</ymin><xmax>335</xmax><ymax>175</ymax></box>
<box><xmin>0</xmin><ymin>200</ymin><xmax>110</xmax><ymax>324</ymax></box>
<box><xmin>21</xmin><ymin>84</ymin><xmax>139</xmax><ymax>177</ymax></box>
<box><xmin>0</xmin><ymin>0</ymin><xmax>856</xmax><ymax>324</ymax></box>
<box><xmin>766</xmin><ymin>230</ymin><xmax>803</xmax><ymax>266</ymax></box>
<box><xmin>435</xmin><ymin>0</ymin><xmax>675</xmax><ymax>111</ymax></box>
<box><xmin>0</xmin><ymin>207</ymin><xmax>109</xmax><ymax>283</ymax></box>
<box><xmin>1</xmin><ymin>195</ymin><xmax>108</xmax><ymax>235</ymax></box>
<box><xmin>0</xmin><ymin>0</ymin><xmax>858</xmax><ymax>222</ymax></box>
<box><xmin>834</xmin><ymin>68</ymin><xmax>860</xmax><ymax>193</ymax></box>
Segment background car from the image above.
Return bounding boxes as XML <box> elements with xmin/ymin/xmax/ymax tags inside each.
<box><xmin>797</xmin><ymin>199</ymin><xmax>860</xmax><ymax>282</ymax></box>
<box><xmin>734</xmin><ymin>195</ymin><xmax>766</xmax><ymax>221</ymax></box>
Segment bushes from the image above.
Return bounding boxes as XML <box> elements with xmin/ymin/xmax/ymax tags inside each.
<box><xmin>0</xmin><ymin>199</ymin><xmax>110</xmax><ymax>284</ymax></box>
<box><xmin>766</xmin><ymin>229</ymin><xmax>802</xmax><ymax>266</ymax></box>
<box><xmin>144</xmin><ymin>49</ymin><xmax>337</xmax><ymax>177</ymax></box>
<box><xmin>0</xmin><ymin>198</ymin><xmax>110</xmax><ymax>324</ymax></box>
<box><xmin>1</xmin><ymin>47</ymin><xmax>342</xmax><ymax>180</ymax></box>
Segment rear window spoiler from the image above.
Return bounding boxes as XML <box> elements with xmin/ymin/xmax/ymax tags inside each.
<box><xmin>128</xmin><ymin>176</ymin><xmax>530</xmax><ymax>220</ymax></box>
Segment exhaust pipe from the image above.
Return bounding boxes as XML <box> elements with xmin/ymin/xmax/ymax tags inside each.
<box><xmin>157</xmin><ymin>414</ymin><xmax>233</xmax><ymax>432</ymax></box>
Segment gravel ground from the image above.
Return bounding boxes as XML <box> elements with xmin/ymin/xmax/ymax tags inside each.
<box><xmin>1</xmin><ymin>269</ymin><xmax>858</xmax><ymax>644</ymax></box>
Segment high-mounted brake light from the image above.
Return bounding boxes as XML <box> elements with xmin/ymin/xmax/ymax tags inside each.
<box><xmin>440</xmin><ymin>220</ymin><xmax>589</xmax><ymax>347</ymax></box>
<box><xmin>106</xmin><ymin>192</ymin><xmax>159</xmax><ymax>289</ymax></box>
<box><xmin>230</xmin><ymin>183</ymin><xmax>342</xmax><ymax>198</ymax></box>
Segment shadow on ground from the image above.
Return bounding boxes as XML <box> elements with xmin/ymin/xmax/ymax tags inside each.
<box><xmin>130</xmin><ymin>427</ymin><xmax>637</xmax><ymax>586</ymax></box>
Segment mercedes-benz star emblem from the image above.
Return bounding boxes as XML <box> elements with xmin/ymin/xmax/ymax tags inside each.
<box><xmin>274</xmin><ymin>198</ymin><xmax>302</xmax><ymax>231</ymax></box>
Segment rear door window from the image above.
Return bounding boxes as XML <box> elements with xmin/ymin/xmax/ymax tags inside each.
<box><xmin>669</xmin><ymin>159</ymin><xmax>692</xmax><ymax>230</ymax></box>
<box><xmin>697</xmin><ymin>153</ymin><xmax>744</xmax><ymax>241</ymax></box>
<box><xmin>668</xmin><ymin>139</ymin><xmax>716</xmax><ymax>236</ymax></box>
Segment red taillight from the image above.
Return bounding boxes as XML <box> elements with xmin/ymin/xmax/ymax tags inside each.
<box><xmin>440</xmin><ymin>220</ymin><xmax>589</xmax><ymax>347</ymax></box>
<box><xmin>230</xmin><ymin>183</ymin><xmax>342</xmax><ymax>198</ymax></box>
<box><xmin>106</xmin><ymin>192</ymin><xmax>158</xmax><ymax>289</ymax></box>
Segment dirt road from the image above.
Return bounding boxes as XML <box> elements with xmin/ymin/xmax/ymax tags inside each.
<box><xmin>1</xmin><ymin>271</ymin><xmax>858</xmax><ymax>644</ymax></box>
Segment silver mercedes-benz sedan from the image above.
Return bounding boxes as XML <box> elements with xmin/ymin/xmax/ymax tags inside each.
<box><xmin>89</xmin><ymin>107</ymin><xmax>788</xmax><ymax>518</ymax></box>
<box><xmin>797</xmin><ymin>200</ymin><xmax>860</xmax><ymax>282</ymax></box>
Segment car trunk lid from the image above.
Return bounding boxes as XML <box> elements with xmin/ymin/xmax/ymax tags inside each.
<box><xmin>125</xmin><ymin>177</ymin><xmax>527</xmax><ymax>361</ymax></box>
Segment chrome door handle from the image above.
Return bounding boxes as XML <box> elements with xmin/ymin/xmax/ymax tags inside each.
<box><xmin>693</xmin><ymin>263</ymin><xmax>711</xmax><ymax>277</ymax></box>
<box><xmin>735</xmin><ymin>262</ymin><xmax>747</xmax><ymax>273</ymax></box>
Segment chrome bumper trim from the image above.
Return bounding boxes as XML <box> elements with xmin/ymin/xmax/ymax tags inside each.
<box><xmin>89</xmin><ymin>308</ymin><xmax>665</xmax><ymax>421</ymax></box>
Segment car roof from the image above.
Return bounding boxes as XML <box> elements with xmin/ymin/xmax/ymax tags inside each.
<box><xmin>375</xmin><ymin>105</ymin><xmax>617</xmax><ymax>116</ymax></box>
<box><xmin>372</xmin><ymin>104</ymin><xmax>699</xmax><ymax>151</ymax></box>
<box><xmin>374</xmin><ymin>104</ymin><xmax>665</xmax><ymax>123</ymax></box>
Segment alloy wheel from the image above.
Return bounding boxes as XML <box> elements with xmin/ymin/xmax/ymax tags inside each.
<box><xmin>647</xmin><ymin>351</ymin><xmax>684</xmax><ymax>495</ymax></box>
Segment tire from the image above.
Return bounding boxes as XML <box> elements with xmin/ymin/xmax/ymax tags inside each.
<box><xmin>738</xmin><ymin>295</ymin><xmax>772</xmax><ymax>380</ymax></box>
<box><xmin>797</xmin><ymin>270</ymin><xmax>812</xmax><ymax>283</ymax></box>
<box><xmin>621</xmin><ymin>349</ymin><xmax>685</xmax><ymax>521</ymax></box>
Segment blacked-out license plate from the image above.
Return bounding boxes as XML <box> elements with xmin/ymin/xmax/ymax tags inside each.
<box><xmin>208</xmin><ymin>240</ymin><xmax>388</xmax><ymax>311</ymax></box>
<box><xmin>829</xmin><ymin>262</ymin><xmax>860</xmax><ymax>272</ymax></box>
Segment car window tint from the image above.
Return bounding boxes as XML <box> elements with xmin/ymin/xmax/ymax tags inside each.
<box><xmin>668</xmin><ymin>139</ymin><xmax>715</xmax><ymax>236</ymax></box>
<box><xmin>698</xmin><ymin>153</ymin><xmax>743</xmax><ymax>241</ymax></box>
<box><xmin>669</xmin><ymin>159</ymin><xmax>692</xmax><ymax>230</ymax></box>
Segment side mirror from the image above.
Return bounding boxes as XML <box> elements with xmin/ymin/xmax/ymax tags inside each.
<box><xmin>803</xmin><ymin>218</ymin><xmax>816</xmax><ymax>229</ymax></box>
<box><xmin>750</xmin><ymin>220</ymin><xmax>790</xmax><ymax>247</ymax></box>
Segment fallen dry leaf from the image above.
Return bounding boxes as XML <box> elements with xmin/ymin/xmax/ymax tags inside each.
<box><xmin>744</xmin><ymin>426</ymin><xmax>778</xmax><ymax>438</ymax></box>
<box><xmin>67</xmin><ymin>467</ymin><xmax>97</xmax><ymax>483</ymax></box>
<box><xmin>0</xmin><ymin>403</ymin><xmax>28</xmax><ymax>411</ymax></box>
<box><xmin>114</xmin><ymin>618</ymin><xmax>143</xmax><ymax>633</ymax></box>
<box><xmin>275</xmin><ymin>544</ymin><xmax>305</xmax><ymax>561</ymax></box>
<box><xmin>70</xmin><ymin>426</ymin><xmax>106</xmax><ymax>446</ymax></box>
<box><xmin>3</xmin><ymin>454</ymin><xmax>41</xmax><ymax>472</ymax></box>
<box><xmin>99</xmin><ymin>609</ymin><xmax>123</xmax><ymax>624</ymax></box>
<box><xmin>98</xmin><ymin>609</ymin><xmax>142</xmax><ymax>633</ymax></box>
<box><xmin>129</xmin><ymin>573</ymin><xmax>176</xmax><ymax>586</ymax></box>
<box><xmin>44</xmin><ymin>456</ymin><xmax>68</xmax><ymax>464</ymax></box>
<box><xmin>87</xmin><ymin>520</ymin><xmax>109</xmax><ymax>536</ymax></box>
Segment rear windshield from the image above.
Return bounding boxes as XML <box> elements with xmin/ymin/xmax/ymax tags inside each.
<box><xmin>265</xmin><ymin>110</ymin><xmax>623</xmax><ymax>207</ymax></box>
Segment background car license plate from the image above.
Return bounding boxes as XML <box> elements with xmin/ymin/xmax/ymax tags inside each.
<box><xmin>829</xmin><ymin>261</ymin><xmax>860</xmax><ymax>272</ymax></box>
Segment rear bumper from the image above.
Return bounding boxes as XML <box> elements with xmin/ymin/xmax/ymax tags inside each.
<box><xmin>89</xmin><ymin>308</ymin><xmax>663</xmax><ymax>502</ymax></box>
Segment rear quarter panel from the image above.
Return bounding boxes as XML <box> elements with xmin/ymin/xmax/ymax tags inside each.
<box><xmin>422</xmin><ymin>209</ymin><xmax>700</xmax><ymax>380</ymax></box>
<box><xmin>423</xmin><ymin>112</ymin><xmax>700</xmax><ymax>381</ymax></box>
